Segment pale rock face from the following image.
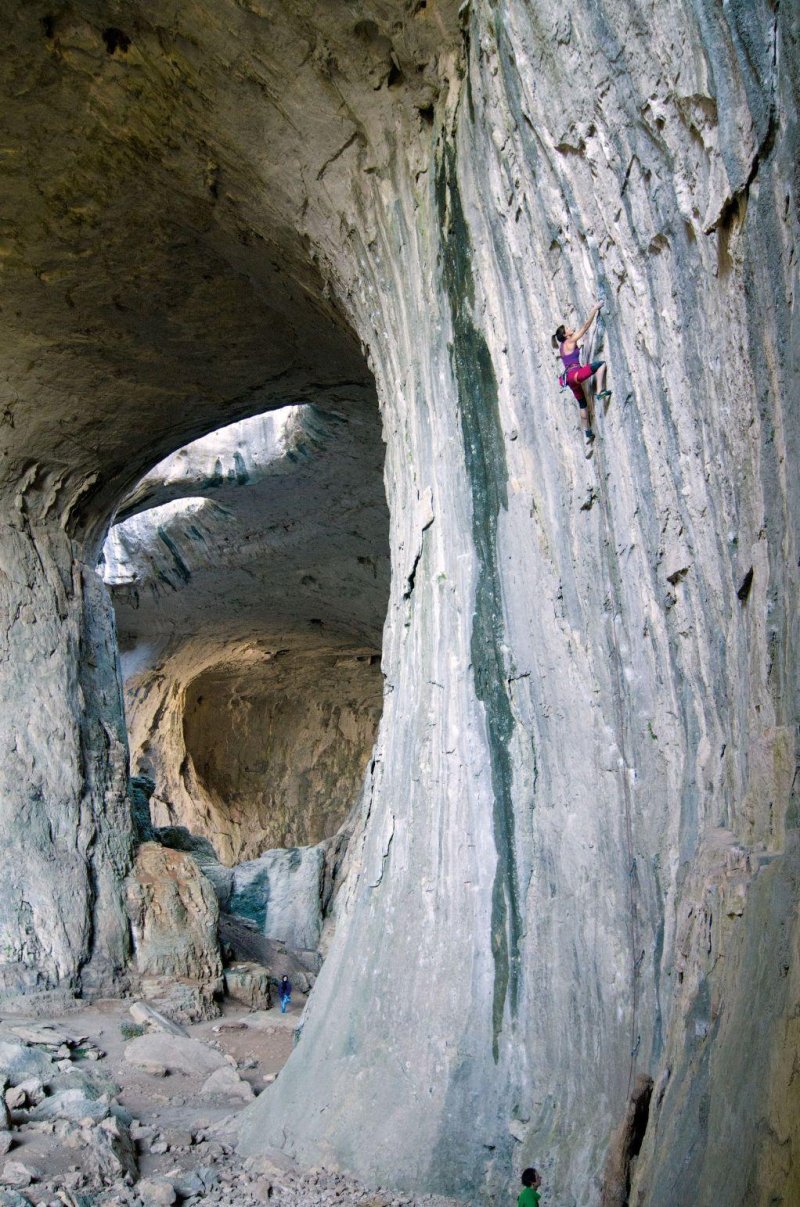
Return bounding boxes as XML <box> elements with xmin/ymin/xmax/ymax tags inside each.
<box><xmin>229</xmin><ymin>846</ymin><xmax>326</xmax><ymax>954</ymax></box>
<box><xmin>0</xmin><ymin>2</ymin><xmax>797</xmax><ymax>1205</ymax></box>
<box><xmin>126</xmin><ymin>843</ymin><xmax>223</xmax><ymax>998</ymax></box>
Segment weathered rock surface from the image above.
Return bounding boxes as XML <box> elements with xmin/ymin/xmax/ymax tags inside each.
<box><xmin>223</xmin><ymin>963</ymin><xmax>272</xmax><ymax>1012</ymax></box>
<box><xmin>124</xmin><ymin>1035</ymin><xmax>228</xmax><ymax>1078</ymax></box>
<box><xmin>200</xmin><ymin>1065</ymin><xmax>255</xmax><ymax>1102</ymax></box>
<box><xmin>126</xmin><ymin>842</ymin><xmax>223</xmax><ymax>1016</ymax></box>
<box><xmin>230</xmin><ymin>845</ymin><xmax>326</xmax><ymax>953</ymax></box>
<box><xmin>128</xmin><ymin>1002</ymin><xmax>188</xmax><ymax>1038</ymax></box>
<box><xmin>0</xmin><ymin>2</ymin><xmax>797</xmax><ymax>1205</ymax></box>
<box><xmin>219</xmin><ymin>914</ymin><xmax>321</xmax><ymax>995</ymax></box>
<box><xmin>107</xmin><ymin>407</ymin><xmax>387</xmax><ymax>866</ymax></box>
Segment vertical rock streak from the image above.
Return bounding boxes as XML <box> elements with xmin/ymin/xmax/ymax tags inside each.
<box><xmin>435</xmin><ymin>137</ymin><xmax>521</xmax><ymax>1060</ymax></box>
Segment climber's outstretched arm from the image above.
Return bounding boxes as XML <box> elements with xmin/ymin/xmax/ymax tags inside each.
<box><xmin>573</xmin><ymin>301</ymin><xmax>602</xmax><ymax>343</ymax></box>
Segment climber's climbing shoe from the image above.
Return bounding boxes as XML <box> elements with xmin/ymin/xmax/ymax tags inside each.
<box><xmin>585</xmin><ymin>428</ymin><xmax>595</xmax><ymax>442</ymax></box>
<box><xmin>596</xmin><ymin>389</ymin><xmax>612</xmax><ymax>401</ymax></box>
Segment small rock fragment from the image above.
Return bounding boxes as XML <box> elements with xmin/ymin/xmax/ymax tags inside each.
<box><xmin>137</xmin><ymin>1178</ymin><xmax>177</xmax><ymax>1206</ymax></box>
<box><xmin>201</xmin><ymin>1066</ymin><xmax>255</xmax><ymax>1102</ymax></box>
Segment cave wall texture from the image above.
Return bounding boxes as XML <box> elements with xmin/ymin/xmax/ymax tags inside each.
<box><xmin>0</xmin><ymin>1</ymin><xmax>798</xmax><ymax>1204</ymax></box>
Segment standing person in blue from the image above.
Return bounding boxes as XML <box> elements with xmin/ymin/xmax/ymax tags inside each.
<box><xmin>554</xmin><ymin>301</ymin><xmax>611</xmax><ymax>451</ymax></box>
<box><xmin>517</xmin><ymin>1167</ymin><xmax>542</xmax><ymax>1206</ymax></box>
<box><xmin>278</xmin><ymin>974</ymin><xmax>292</xmax><ymax>1014</ymax></box>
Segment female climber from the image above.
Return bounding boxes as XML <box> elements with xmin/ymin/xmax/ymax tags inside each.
<box><xmin>553</xmin><ymin>301</ymin><xmax>611</xmax><ymax>448</ymax></box>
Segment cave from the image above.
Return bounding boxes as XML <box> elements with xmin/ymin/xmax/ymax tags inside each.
<box><xmin>0</xmin><ymin>1</ymin><xmax>797</xmax><ymax>1204</ymax></box>
<box><xmin>102</xmin><ymin>404</ymin><xmax>388</xmax><ymax>865</ymax></box>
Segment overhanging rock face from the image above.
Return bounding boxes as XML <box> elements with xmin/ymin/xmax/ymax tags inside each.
<box><xmin>0</xmin><ymin>1</ymin><xmax>798</xmax><ymax>1204</ymax></box>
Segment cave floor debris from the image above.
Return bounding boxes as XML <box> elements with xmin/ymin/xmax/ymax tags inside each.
<box><xmin>0</xmin><ymin>998</ymin><xmax>463</xmax><ymax>1206</ymax></box>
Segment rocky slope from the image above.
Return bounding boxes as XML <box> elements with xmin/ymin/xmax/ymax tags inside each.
<box><xmin>0</xmin><ymin>1</ymin><xmax>797</xmax><ymax>1204</ymax></box>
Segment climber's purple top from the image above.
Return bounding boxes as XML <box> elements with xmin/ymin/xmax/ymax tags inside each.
<box><xmin>559</xmin><ymin>341</ymin><xmax>581</xmax><ymax>372</ymax></box>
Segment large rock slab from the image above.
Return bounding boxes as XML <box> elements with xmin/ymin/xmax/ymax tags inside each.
<box><xmin>224</xmin><ymin>963</ymin><xmax>271</xmax><ymax>1011</ymax></box>
<box><xmin>125</xmin><ymin>1035</ymin><xmax>228</xmax><ymax>1078</ymax></box>
<box><xmin>230</xmin><ymin>846</ymin><xmax>325</xmax><ymax>953</ymax></box>
<box><xmin>0</xmin><ymin>1038</ymin><xmax>53</xmax><ymax>1086</ymax></box>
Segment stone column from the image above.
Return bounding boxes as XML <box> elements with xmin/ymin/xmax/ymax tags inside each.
<box><xmin>0</xmin><ymin>508</ymin><xmax>132</xmax><ymax>1004</ymax></box>
<box><xmin>241</xmin><ymin>0</ymin><xmax>798</xmax><ymax>1201</ymax></box>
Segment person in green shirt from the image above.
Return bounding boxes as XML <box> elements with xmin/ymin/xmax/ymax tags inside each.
<box><xmin>518</xmin><ymin>1166</ymin><xmax>542</xmax><ymax>1206</ymax></box>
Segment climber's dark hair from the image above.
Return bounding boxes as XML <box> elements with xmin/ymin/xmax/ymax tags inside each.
<box><xmin>521</xmin><ymin>1168</ymin><xmax>538</xmax><ymax>1187</ymax></box>
<box><xmin>552</xmin><ymin>324</ymin><xmax>566</xmax><ymax>348</ymax></box>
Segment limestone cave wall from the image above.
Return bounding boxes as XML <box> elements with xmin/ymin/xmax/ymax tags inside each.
<box><xmin>0</xmin><ymin>2</ymin><xmax>797</xmax><ymax>1204</ymax></box>
<box><xmin>241</xmin><ymin>2</ymin><xmax>800</xmax><ymax>1202</ymax></box>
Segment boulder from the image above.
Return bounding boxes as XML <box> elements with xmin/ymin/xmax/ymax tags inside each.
<box><xmin>170</xmin><ymin>1166</ymin><xmax>218</xmax><ymax>1198</ymax></box>
<box><xmin>138</xmin><ymin>975</ymin><xmax>221</xmax><ymax>1024</ymax></box>
<box><xmin>0</xmin><ymin>1038</ymin><xmax>52</xmax><ymax>1086</ymax></box>
<box><xmin>154</xmin><ymin>825</ymin><xmax>219</xmax><ymax>863</ymax></box>
<box><xmin>224</xmin><ymin>963</ymin><xmax>271</xmax><ymax>1011</ymax></box>
<box><xmin>0</xmin><ymin>1162</ymin><xmax>36</xmax><ymax>1188</ymax></box>
<box><xmin>129</xmin><ymin>1001</ymin><xmax>188</xmax><ymax>1037</ymax></box>
<box><xmin>136</xmin><ymin>1178</ymin><xmax>177</xmax><ymax>1206</ymax></box>
<box><xmin>200</xmin><ymin>1065</ymin><xmax>255</xmax><ymax>1102</ymax></box>
<box><xmin>28</xmin><ymin>1088</ymin><xmax>109</xmax><ymax>1124</ymax></box>
<box><xmin>124</xmin><ymin>1035</ymin><xmax>228</xmax><ymax>1077</ymax></box>
<box><xmin>83</xmin><ymin>1114</ymin><xmax>138</xmax><ymax>1185</ymax></box>
<box><xmin>0</xmin><ymin>1190</ymin><xmax>29</xmax><ymax>1207</ymax></box>
<box><xmin>127</xmin><ymin>842</ymin><xmax>223</xmax><ymax>981</ymax></box>
<box><xmin>5</xmin><ymin>1025</ymin><xmax>74</xmax><ymax>1048</ymax></box>
<box><xmin>126</xmin><ymin>843</ymin><xmax>223</xmax><ymax>1021</ymax></box>
<box><xmin>229</xmin><ymin>845</ymin><xmax>325</xmax><ymax>952</ymax></box>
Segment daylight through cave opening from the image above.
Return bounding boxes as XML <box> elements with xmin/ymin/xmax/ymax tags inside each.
<box><xmin>102</xmin><ymin>401</ymin><xmax>390</xmax><ymax>971</ymax></box>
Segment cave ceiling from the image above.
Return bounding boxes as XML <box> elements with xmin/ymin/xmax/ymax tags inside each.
<box><xmin>0</xmin><ymin>0</ymin><xmax>459</xmax><ymax>530</ymax></box>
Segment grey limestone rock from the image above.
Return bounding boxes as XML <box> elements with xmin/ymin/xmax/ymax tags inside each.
<box><xmin>124</xmin><ymin>1035</ymin><xmax>228</xmax><ymax>1078</ymax></box>
<box><xmin>0</xmin><ymin>2</ymin><xmax>796</xmax><ymax>1205</ymax></box>
<box><xmin>128</xmin><ymin>1002</ymin><xmax>188</xmax><ymax>1038</ymax></box>
<box><xmin>230</xmin><ymin>846</ymin><xmax>326</xmax><ymax>953</ymax></box>
<box><xmin>223</xmin><ymin>963</ymin><xmax>272</xmax><ymax>1011</ymax></box>
<box><xmin>200</xmin><ymin>1066</ymin><xmax>255</xmax><ymax>1103</ymax></box>
<box><xmin>0</xmin><ymin>1040</ymin><xmax>52</xmax><ymax>1087</ymax></box>
<box><xmin>126</xmin><ymin>842</ymin><xmax>223</xmax><ymax>1000</ymax></box>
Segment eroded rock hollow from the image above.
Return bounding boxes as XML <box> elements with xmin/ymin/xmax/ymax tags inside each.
<box><xmin>104</xmin><ymin>405</ymin><xmax>388</xmax><ymax>863</ymax></box>
<box><xmin>0</xmin><ymin>1</ymin><xmax>797</xmax><ymax>1204</ymax></box>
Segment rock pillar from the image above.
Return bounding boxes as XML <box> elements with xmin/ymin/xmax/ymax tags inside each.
<box><xmin>241</xmin><ymin>1</ymin><xmax>799</xmax><ymax>1201</ymax></box>
<box><xmin>0</xmin><ymin>506</ymin><xmax>132</xmax><ymax>1003</ymax></box>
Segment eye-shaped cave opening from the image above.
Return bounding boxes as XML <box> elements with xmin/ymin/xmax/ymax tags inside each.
<box><xmin>102</xmin><ymin>399</ymin><xmax>389</xmax><ymax>1012</ymax></box>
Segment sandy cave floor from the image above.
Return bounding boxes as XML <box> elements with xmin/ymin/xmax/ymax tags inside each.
<box><xmin>0</xmin><ymin>995</ymin><xmax>464</xmax><ymax>1206</ymax></box>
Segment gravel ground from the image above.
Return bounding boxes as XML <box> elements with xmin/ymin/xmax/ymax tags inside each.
<box><xmin>0</xmin><ymin>999</ymin><xmax>465</xmax><ymax>1207</ymax></box>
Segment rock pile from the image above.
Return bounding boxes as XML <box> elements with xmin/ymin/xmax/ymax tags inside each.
<box><xmin>24</xmin><ymin>1150</ymin><xmax>466</xmax><ymax>1207</ymax></box>
<box><xmin>0</xmin><ymin>1023</ymin><xmax>137</xmax><ymax>1199</ymax></box>
<box><xmin>0</xmin><ymin>1003</ymin><xmax>466</xmax><ymax>1207</ymax></box>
